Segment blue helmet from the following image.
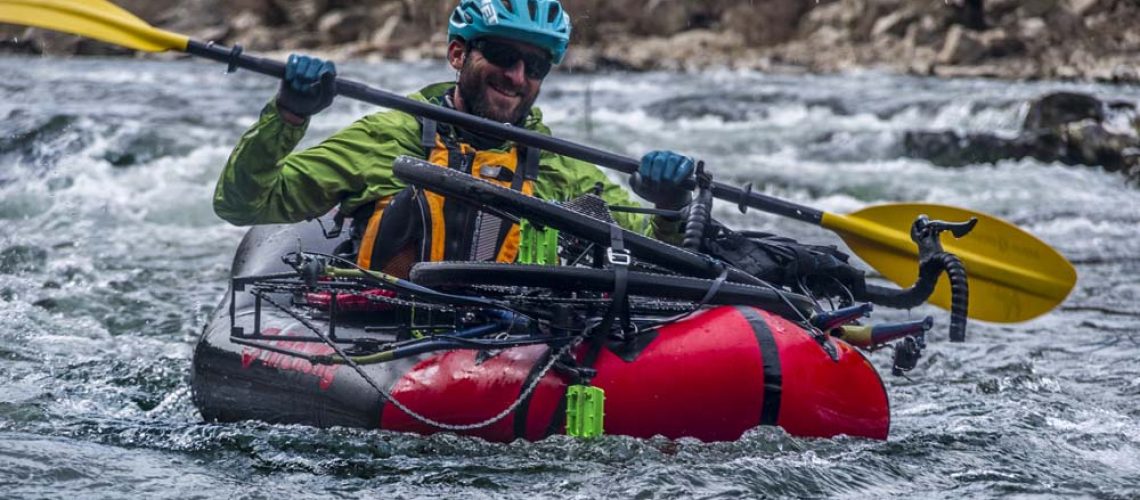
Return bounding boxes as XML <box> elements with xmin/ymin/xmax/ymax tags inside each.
<box><xmin>448</xmin><ymin>0</ymin><xmax>572</xmax><ymax>65</ymax></box>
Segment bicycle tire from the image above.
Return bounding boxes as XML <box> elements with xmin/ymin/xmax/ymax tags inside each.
<box><xmin>393</xmin><ymin>155</ymin><xmax>762</xmax><ymax>286</ymax></box>
<box><xmin>410</xmin><ymin>261</ymin><xmax>815</xmax><ymax>318</ymax></box>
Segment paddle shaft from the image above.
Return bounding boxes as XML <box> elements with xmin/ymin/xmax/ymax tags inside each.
<box><xmin>186</xmin><ymin>41</ymin><xmax>825</xmax><ymax>225</ymax></box>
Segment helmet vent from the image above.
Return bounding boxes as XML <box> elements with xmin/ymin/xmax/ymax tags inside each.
<box><xmin>501</xmin><ymin>0</ymin><xmax>514</xmax><ymax>14</ymax></box>
<box><xmin>547</xmin><ymin>3</ymin><xmax>560</xmax><ymax>23</ymax></box>
<box><xmin>527</xmin><ymin>0</ymin><xmax>538</xmax><ymax>20</ymax></box>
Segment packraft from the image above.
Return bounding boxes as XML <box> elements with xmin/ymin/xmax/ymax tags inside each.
<box><xmin>191</xmin><ymin>155</ymin><xmax>972</xmax><ymax>442</ymax></box>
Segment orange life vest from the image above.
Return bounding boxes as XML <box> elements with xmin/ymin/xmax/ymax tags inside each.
<box><xmin>353</xmin><ymin>118</ymin><xmax>539</xmax><ymax>277</ymax></box>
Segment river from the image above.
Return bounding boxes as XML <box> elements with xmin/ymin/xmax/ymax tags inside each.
<box><xmin>1</xmin><ymin>57</ymin><xmax>1138</xmax><ymax>498</ymax></box>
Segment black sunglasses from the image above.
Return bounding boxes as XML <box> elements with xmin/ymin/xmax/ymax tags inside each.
<box><xmin>471</xmin><ymin>39</ymin><xmax>553</xmax><ymax>80</ymax></box>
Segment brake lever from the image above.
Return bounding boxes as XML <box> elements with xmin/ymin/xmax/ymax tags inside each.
<box><xmin>911</xmin><ymin>215</ymin><xmax>978</xmax><ymax>254</ymax></box>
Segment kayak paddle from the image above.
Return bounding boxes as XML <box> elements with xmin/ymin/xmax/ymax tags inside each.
<box><xmin>0</xmin><ymin>0</ymin><xmax>1077</xmax><ymax>322</ymax></box>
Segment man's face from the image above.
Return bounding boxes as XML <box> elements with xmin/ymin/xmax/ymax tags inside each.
<box><xmin>456</xmin><ymin>38</ymin><xmax>548</xmax><ymax>124</ymax></box>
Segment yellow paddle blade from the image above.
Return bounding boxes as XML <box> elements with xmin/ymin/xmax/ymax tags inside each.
<box><xmin>822</xmin><ymin>204</ymin><xmax>1076</xmax><ymax>323</ymax></box>
<box><xmin>0</xmin><ymin>0</ymin><xmax>188</xmax><ymax>52</ymax></box>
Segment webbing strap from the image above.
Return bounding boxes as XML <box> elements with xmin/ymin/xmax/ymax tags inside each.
<box><xmin>522</xmin><ymin>146</ymin><xmax>540</xmax><ymax>181</ymax></box>
<box><xmin>695</xmin><ymin>265</ymin><xmax>730</xmax><ymax>309</ymax></box>
<box><xmin>420</xmin><ymin>118</ymin><xmax>437</xmax><ymax>152</ymax></box>
<box><xmin>597</xmin><ymin>225</ymin><xmax>631</xmax><ymax>337</ymax></box>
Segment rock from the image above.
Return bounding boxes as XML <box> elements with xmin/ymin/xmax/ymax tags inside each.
<box><xmin>801</xmin><ymin>0</ymin><xmax>864</xmax><ymax>33</ymax></box>
<box><xmin>229</xmin><ymin>25</ymin><xmax>279</xmax><ymax>51</ymax></box>
<box><xmin>937</xmin><ymin>26</ymin><xmax>1023</xmax><ymax>64</ymax></box>
<box><xmin>810</xmin><ymin>25</ymin><xmax>846</xmax><ymax>47</ymax></box>
<box><xmin>981</xmin><ymin>29</ymin><xmax>1026</xmax><ymax>58</ymax></box>
<box><xmin>1019</xmin><ymin>0</ymin><xmax>1059</xmax><ymax>18</ymax></box>
<box><xmin>1024</xmin><ymin>92</ymin><xmax>1104</xmax><ymax>131</ymax></box>
<box><xmin>1066</xmin><ymin>0</ymin><xmax>1102</xmax><ymax>16</ymax></box>
<box><xmin>871</xmin><ymin>7</ymin><xmax>919</xmax><ymax>38</ymax></box>
<box><xmin>1054</xmin><ymin>65</ymin><xmax>1081</xmax><ymax>79</ymax></box>
<box><xmin>1018</xmin><ymin>17</ymin><xmax>1047</xmax><ymax>40</ymax></box>
<box><xmin>1109</xmin><ymin>65</ymin><xmax>1140</xmax><ymax>83</ymax></box>
<box><xmin>152</xmin><ymin>0</ymin><xmax>226</xmax><ymax>34</ymax></box>
<box><xmin>903</xmin><ymin>130</ymin><xmax>1059</xmax><ymax>167</ymax></box>
<box><xmin>1044</xmin><ymin>9</ymin><xmax>1086</xmax><ymax>41</ymax></box>
<box><xmin>633</xmin><ymin>0</ymin><xmax>692</xmax><ymax>38</ymax></box>
<box><xmin>316</xmin><ymin>8</ymin><xmax>374</xmax><ymax>45</ymax></box>
<box><xmin>907</xmin><ymin>91</ymin><xmax>1140</xmax><ymax>182</ymax></box>
<box><xmin>369</xmin><ymin>15</ymin><xmax>403</xmax><ymax>49</ymax></box>
<box><xmin>273</xmin><ymin>0</ymin><xmax>328</xmax><ymax>27</ymax></box>
<box><xmin>723</xmin><ymin>0</ymin><xmax>811</xmax><ymax>46</ymax></box>
<box><xmin>937</xmin><ymin>25</ymin><xmax>984</xmax><ymax>64</ymax></box>
<box><xmin>1060</xmin><ymin>121</ymin><xmax>1139</xmax><ymax>173</ymax></box>
<box><xmin>597</xmin><ymin>30</ymin><xmax>743</xmax><ymax>71</ymax></box>
<box><xmin>229</xmin><ymin>10</ymin><xmax>263</xmax><ymax>32</ymax></box>
<box><xmin>910</xmin><ymin>14</ymin><xmax>948</xmax><ymax>46</ymax></box>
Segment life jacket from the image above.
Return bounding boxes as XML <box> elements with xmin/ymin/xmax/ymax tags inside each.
<box><xmin>351</xmin><ymin>118</ymin><xmax>540</xmax><ymax>277</ymax></box>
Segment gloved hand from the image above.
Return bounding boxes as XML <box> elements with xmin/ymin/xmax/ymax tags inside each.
<box><xmin>276</xmin><ymin>54</ymin><xmax>337</xmax><ymax>119</ymax></box>
<box><xmin>630</xmin><ymin>150</ymin><xmax>695</xmax><ymax>209</ymax></box>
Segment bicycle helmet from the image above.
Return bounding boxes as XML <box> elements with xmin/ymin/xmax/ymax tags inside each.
<box><xmin>448</xmin><ymin>0</ymin><xmax>571</xmax><ymax>64</ymax></box>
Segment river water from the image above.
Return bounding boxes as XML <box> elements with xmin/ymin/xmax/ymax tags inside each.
<box><xmin>1</xmin><ymin>57</ymin><xmax>1138</xmax><ymax>498</ymax></box>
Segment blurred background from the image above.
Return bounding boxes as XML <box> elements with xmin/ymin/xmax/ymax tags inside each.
<box><xmin>3</xmin><ymin>0</ymin><xmax>1138</xmax><ymax>80</ymax></box>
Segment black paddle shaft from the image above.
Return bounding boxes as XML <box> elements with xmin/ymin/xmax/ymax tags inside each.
<box><xmin>186</xmin><ymin>40</ymin><xmax>825</xmax><ymax>225</ymax></box>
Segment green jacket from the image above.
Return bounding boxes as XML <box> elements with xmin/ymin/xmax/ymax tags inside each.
<box><xmin>214</xmin><ymin>82</ymin><xmax>668</xmax><ymax>238</ymax></box>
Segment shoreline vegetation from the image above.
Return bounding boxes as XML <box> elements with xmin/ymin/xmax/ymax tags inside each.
<box><xmin>1</xmin><ymin>0</ymin><xmax>1137</xmax><ymax>84</ymax></box>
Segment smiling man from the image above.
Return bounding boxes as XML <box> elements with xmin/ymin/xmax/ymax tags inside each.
<box><xmin>213</xmin><ymin>0</ymin><xmax>695</xmax><ymax>276</ymax></box>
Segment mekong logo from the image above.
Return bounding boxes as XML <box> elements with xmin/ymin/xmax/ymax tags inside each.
<box><xmin>240</xmin><ymin>327</ymin><xmax>339</xmax><ymax>390</ymax></box>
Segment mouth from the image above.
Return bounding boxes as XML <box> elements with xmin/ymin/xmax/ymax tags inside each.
<box><xmin>488</xmin><ymin>81</ymin><xmax>522</xmax><ymax>99</ymax></box>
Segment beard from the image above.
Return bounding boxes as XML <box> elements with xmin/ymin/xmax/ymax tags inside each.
<box><xmin>457</xmin><ymin>58</ymin><xmax>539</xmax><ymax>125</ymax></box>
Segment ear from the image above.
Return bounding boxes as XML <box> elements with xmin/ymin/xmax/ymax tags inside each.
<box><xmin>447</xmin><ymin>39</ymin><xmax>467</xmax><ymax>71</ymax></box>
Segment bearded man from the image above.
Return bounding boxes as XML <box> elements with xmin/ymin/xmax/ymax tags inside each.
<box><xmin>214</xmin><ymin>0</ymin><xmax>695</xmax><ymax>275</ymax></box>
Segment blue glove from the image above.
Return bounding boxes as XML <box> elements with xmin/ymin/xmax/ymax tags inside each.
<box><xmin>630</xmin><ymin>150</ymin><xmax>695</xmax><ymax>209</ymax></box>
<box><xmin>276</xmin><ymin>54</ymin><xmax>337</xmax><ymax>118</ymax></box>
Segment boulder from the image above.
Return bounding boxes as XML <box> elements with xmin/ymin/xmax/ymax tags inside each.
<box><xmin>871</xmin><ymin>7</ymin><xmax>920</xmax><ymax>38</ymax></box>
<box><xmin>316</xmin><ymin>8</ymin><xmax>374</xmax><ymax>45</ymax></box>
<box><xmin>1018</xmin><ymin>17</ymin><xmax>1047</xmax><ymax>40</ymax></box>
<box><xmin>907</xmin><ymin>92</ymin><xmax>1140</xmax><ymax>182</ymax></box>
<box><xmin>904</xmin><ymin>129</ymin><xmax>1069</xmax><ymax>167</ymax></box>
<box><xmin>273</xmin><ymin>0</ymin><xmax>328</xmax><ymax>27</ymax></box>
<box><xmin>1024</xmin><ymin>92</ymin><xmax>1104</xmax><ymax>131</ymax></box>
<box><xmin>633</xmin><ymin>0</ymin><xmax>693</xmax><ymax>38</ymax></box>
<box><xmin>800</xmin><ymin>0</ymin><xmax>863</xmax><ymax>33</ymax></box>
<box><xmin>1018</xmin><ymin>0</ymin><xmax>1059</xmax><ymax>18</ymax></box>
<box><xmin>723</xmin><ymin>0</ymin><xmax>812</xmax><ymax>46</ymax></box>
<box><xmin>597</xmin><ymin>30</ymin><xmax>743</xmax><ymax>71</ymax></box>
<box><xmin>1066</xmin><ymin>0</ymin><xmax>1103</xmax><ymax>16</ymax></box>
<box><xmin>937</xmin><ymin>25</ymin><xmax>984</xmax><ymax>64</ymax></box>
<box><xmin>937</xmin><ymin>26</ymin><xmax>1023</xmax><ymax>64</ymax></box>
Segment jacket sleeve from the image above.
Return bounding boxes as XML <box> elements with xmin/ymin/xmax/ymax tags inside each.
<box><xmin>213</xmin><ymin>101</ymin><xmax>419</xmax><ymax>226</ymax></box>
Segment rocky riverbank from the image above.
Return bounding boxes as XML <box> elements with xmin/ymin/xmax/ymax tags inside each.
<box><xmin>2</xmin><ymin>0</ymin><xmax>1138</xmax><ymax>83</ymax></box>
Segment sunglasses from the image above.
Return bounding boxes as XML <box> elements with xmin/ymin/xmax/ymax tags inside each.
<box><xmin>471</xmin><ymin>39</ymin><xmax>553</xmax><ymax>80</ymax></box>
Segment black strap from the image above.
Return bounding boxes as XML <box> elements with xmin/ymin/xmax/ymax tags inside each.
<box><xmin>597</xmin><ymin>225</ymin><xmax>631</xmax><ymax>337</ymax></box>
<box><xmin>523</xmin><ymin>145</ymin><xmax>540</xmax><ymax>181</ymax></box>
<box><xmin>420</xmin><ymin>118</ymin><xmax>437</xmax><ymax>153</ymax></box>
<box><xmin>512</xmin><ymin>147</ymin><xmax>532</xmax><ymax>190</ymax></box>
<box><xmin>695</xmin><ymin>265</ymin><xmax>729</xmax><ymax>308</ymax></box>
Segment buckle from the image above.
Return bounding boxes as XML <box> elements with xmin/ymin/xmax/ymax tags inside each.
<box><xmin>606</xmin><ymin>248</ymin><xmax>631</xmax><ymax>267</ymax></box>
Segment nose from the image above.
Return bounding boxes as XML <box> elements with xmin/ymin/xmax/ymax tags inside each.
<box><xmin>503</xmin><ymin>59</ymin><xmax>527</xmax><ymax>85</ymax></box>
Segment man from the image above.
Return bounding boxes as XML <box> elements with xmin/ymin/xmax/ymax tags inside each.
<box><xmin>213</xmin><ymin>0</ymin><xmax>694</xmax><ymax>276</ymax></box>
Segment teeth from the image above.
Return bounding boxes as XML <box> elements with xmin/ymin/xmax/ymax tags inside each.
<box><xmin>492</xmin><ymin>84</ymin><xmax>519</xmax><ymax>97</ymax></box>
